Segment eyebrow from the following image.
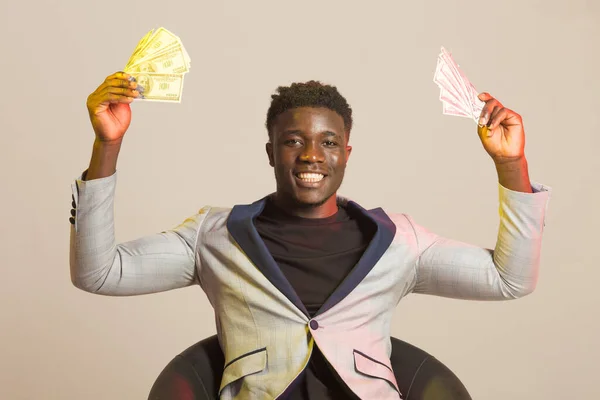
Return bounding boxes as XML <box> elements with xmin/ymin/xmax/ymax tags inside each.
<box><xmin>282</xmin><ymin>129</ymin><xmax>340</xmax><ymax>138</ymax></box>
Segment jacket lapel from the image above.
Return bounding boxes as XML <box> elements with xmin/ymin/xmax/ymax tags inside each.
<box><xmin>227</xmin><ymin>195</ymin><xmax>310</xmax><ymax>318</ymax></box>
<box><xmin>226</xmin><ymin>195</ymin><xmax>397</xmax><ymax>319</ymax></box>
<box><xmin>314</xmin><ymin>200</ymin><xmax>396</xmax><ymax>317</ymax></box>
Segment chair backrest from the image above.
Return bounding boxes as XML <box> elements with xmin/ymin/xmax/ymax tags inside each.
<box><xmin>148</xmin><ymin>335</ymin><xmax>471</xmax><ymax>399</ymax></box>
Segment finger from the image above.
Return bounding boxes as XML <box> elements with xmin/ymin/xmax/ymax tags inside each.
<box><xmin>105</xmin><ymin>85</ymin><xmax>142</xmax><ymax>98</ymax></box>
<box><xmin>477</xmin><ymin>93</ymin><xmax>502</xmax><ymax>125</ymax></box>
<box><xmin>94</xmin><ymin>78</ymin><xmax>141</xmax><ymax>101</ymax></box>
<box><xmin>478</xmin><ymin>99</ymin><xmax>500</xmax><ymax>126</ymax></box>
<box><xmin>101</xmin><ymin>77</ymin><xmax>138</xmax><ymax>91</ymax></box>
<box><xmin>477</xmin><ymin>123</ymin><xmax>492</xmax><ymax>139</ymax></box>
<box><xmin>106</xmin><ymin>71</ymin><xmax>136</xmax><ymax>83</ymax></box>
<box><xmin>487</xmin><ymin>105</ymin><xmax>502</xmax><ymax>127</ymax></box>
<box><xmin>477</xmin><ymin>92</ymin><xmax>492</xmax><ymax>102</ymax></box>
<box><xmin>477</xmin><ymin>93</ymin><xmax>505</xmax><ymax>125</ymax></box>
<box><xmin>98</xmin><ymin>87</ymin><xmax>138</xmax><ymax>103</ymax></box>
<box><xmin>488</xmin><ymin>108</ymin><xmax>511</xmax><ymax>130</ymax></box>
<box><xmin>112</xmin><ymin>77</ymin><xmax>144</xmax><ymax>93</ymax></box>
<box><xmin>106</xmin><ymin>93</ymin><xmax>136</xmax><ymax>103</ymax></box>
<box><xmin>96</xmin><ymin>73</ymin><xmax>137</xmax><ymax>94</ymax></box>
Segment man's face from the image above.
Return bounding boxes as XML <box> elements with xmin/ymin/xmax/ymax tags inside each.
<box><xmin>266</xmin><ymin>107</ymin><xmax>352</xmax><ymax>209</ymax></box>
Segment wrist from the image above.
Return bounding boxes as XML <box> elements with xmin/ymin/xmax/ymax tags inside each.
<box><xmin>494</xmin><ymin>156</ymin><xmax>527</xmax><ymax>172</ymax></box>
<box><xmin>86</xmin><ymin>139</ymin><xmax>122</xmax><ymax>181</ymax></box>
<box><xmin>94</xmin><ymin>137</ymin><xmax>123</xmax><ymax>148</ymax></box>
<box><xmin>495</xmin><ymin>157</ymin><xmax>532</xmax><ymax>193</ymax></box>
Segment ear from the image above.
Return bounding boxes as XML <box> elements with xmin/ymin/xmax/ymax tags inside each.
<box><xmin>344</xmin><ymin>131</ymin><xmax>352</xmax><ymax>162</ymax></box>
<box><xmin>266</xmin><ymin>142</ymin><xmax>275</xmax><ymax>167</ymax></box>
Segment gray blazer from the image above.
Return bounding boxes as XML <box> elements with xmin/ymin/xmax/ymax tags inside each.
<box><xmin>69</xmin><ymin>171</ymin><xmax>551</xmax><ymax>399</ymax></box>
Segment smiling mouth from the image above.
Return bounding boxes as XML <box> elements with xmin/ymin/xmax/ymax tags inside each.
<box><xmin>295</xmin><ymin>172</ymin><xmax>325</xmax><ymax>183</ymax></box>
<box><xmin>294</xmin><ymin>172</ymin><xmax>327</xmax><ymax>189</ymax></box>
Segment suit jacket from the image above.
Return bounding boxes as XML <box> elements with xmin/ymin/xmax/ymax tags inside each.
<box><xmin>69</xmin><ymin>170</ymin><xmax>551</xmax><ymax>399</ymax></box>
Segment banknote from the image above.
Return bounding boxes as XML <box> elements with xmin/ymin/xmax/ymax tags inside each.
<box><xmin>123</xmin><ymin>27</ymin><xmax>191</xmax><ymax>103</ymax></box>
<box><xmin>126</xmin><ymin>27</ymin><xmax>183</xmax><ymax>69</ymax></box>
<box><xmin>127</xmin><ymin>45</ymin><xmax>190</xmax><ymax>74</ymax></box>
<box><xmin>126</xmin><ymin>72</ymin><xmax>185</xmax><ymax>103</ymax></box>
<box><xmin>127</xmin><ymin>29</ymin><xmax>155</xmax><ymax>66</ymax></box>
<box><xmin>433</xmin><ymin>47</ymin><xmax>484</xmax><ymax>124</ymax></box>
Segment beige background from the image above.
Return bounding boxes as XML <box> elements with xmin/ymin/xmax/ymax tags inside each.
<box><xmin>1</xmin><ymin>0</ymin><xmax>598</xmax><ymax>399</ymax></box>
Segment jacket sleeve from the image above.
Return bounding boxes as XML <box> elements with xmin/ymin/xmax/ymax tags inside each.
<box><xmin>406</xmin><ymin>181</ymin><xmax>552</xmax><ymax>300</ymax></box>
<box><xmin>69</xmin><ymin>169</ymin><xmax>209</xmax><ymax>296</ymax></box>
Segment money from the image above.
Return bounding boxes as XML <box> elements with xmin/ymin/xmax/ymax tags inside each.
<box><xmin>124</xmin><ymin>27</ymin><xmax>191</xmax><ymax>103</ymax></box>
<box><xmin>433</xmin><ymin>47</ymin><xmax>484</xmax><ymax>124</ymax></box>
<box><xmin>127</xmin><ymin>45</ymin><xmax>190</xmax><ymax>74</ymax></box>
<box><xmin>125</xmin><ymin>73</ymin><xmax>185</xmax><ymax>102</ymax></box>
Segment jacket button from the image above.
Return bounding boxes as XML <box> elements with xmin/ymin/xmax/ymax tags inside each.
<box><xmin>69</xmin><ymin>217</ymin><xmax>75</xmax><ymax>225</ymax></box>
<box><xmin>309</xmin><ymin>320</ymin><xmax>319</xmax><ymax>330</ymax></box>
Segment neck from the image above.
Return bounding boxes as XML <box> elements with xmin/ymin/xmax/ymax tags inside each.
<box><xmin>272</xmin><ymin>193</ymin><xmax>339</xmax><ymax>219</ymax></box>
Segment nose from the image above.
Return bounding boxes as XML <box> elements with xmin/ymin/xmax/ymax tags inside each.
<box><xmin>298</xmin><ymin>142</ymin><xmax>324</xmax><ymax>163</ymax></box>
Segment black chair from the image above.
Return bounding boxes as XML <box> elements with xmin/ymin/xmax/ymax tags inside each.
<box><xmin>148</xmin><ymin>335</ymin><xmax>471</xmax><ymax>399</ymax></box>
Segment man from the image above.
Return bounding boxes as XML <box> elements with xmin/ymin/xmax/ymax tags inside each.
<box><xmin>69</xmin><ymin>72</ymin><xmax>551</xmax><ymax>399</ymax></box>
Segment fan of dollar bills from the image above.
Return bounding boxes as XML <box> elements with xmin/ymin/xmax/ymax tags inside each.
<box><xmin>433</xmin><ymin>47</ymin><xmax>484</xmax><ymax>124</ymax></box>
<box><xmin>123</xmin><ymin>27</ymin><xmax>191</xmax><ymax>103</ymax></box>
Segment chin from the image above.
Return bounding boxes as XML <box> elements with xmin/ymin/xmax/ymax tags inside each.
<box><xmin>295</xmin><ymin>198</ymin><xmax>328</xmax><ymax>208</ymax></box>
<box><xmin>293</xmin><ymin>191</ymin><xmax>333</xmax><ymax>208</ymax></box>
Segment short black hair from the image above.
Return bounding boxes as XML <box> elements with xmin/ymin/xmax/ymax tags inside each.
<box><xmin>265</xmin><ymin>80</ymin><xmax>353</xmax><ymax>142</ymax></box>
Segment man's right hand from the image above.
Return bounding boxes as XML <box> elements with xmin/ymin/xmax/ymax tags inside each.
<box><xmin>86</xmin><ymin>71</ymin><xmax>142</xmax><ymax>143</ymax></box>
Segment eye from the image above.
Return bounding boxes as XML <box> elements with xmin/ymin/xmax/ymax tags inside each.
<box><xmin>284</xmin><ymin>139</ymin><xmax>302</xmax><ymax>146</ymax></box>
<box><xmin>323</xmin><ymin>140</ymin><xmax>338</xmax><ymax>147</ymax></box>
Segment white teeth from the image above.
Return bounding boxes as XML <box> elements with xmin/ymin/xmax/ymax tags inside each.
<box><xmin>297</xmin><ymin>173</ymin><xmax>324</xmax><ymax>182</ymax></box>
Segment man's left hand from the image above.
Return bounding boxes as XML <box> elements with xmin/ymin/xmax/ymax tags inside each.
<box><xmin>476</xmin><ymin>93</ymin><xmax>525</xmax><ymax>165</ymax></box>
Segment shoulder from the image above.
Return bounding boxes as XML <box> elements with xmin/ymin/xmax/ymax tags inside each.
<box><xmin>340</xmin><ymin>194</ymin><xmax>419</xmax><ymax>239</ymax></box>
<box><xmin>376</xmin><ymin>209</ymin><xmax>412</xmax><ymax>228</ymax></box>
<box><xmin>196</xmin><ymin>205</ymin><xmax>233</xmax><ymax>226</ymax></box>
<box><xmin>373</xmin><ymin>208</ymin><xmax>421</xmax><ymax>239</ymax></box>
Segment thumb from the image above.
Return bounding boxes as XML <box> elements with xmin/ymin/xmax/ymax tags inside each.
<box><xmin>477</xmin><ymin>123</ymin><xmax>493</xmax><ymax>139</ymax></box>
<box><xmin>478</xmin><ymin>92</ymin><xmax>492</xmax><ymax>101</ymax></box>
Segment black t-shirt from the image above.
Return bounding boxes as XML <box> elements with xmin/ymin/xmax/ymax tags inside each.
<box><xmin>254</xmin><ymin>197</ymin><xmax>376</xmax><ymax>399</ymax></box>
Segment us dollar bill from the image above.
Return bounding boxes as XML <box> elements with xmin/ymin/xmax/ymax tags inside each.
<box><xmin>125</xmin><ymin>27</ymin><xmax>182</xmax><ymax>70</ymax></box>
<box><xmin>126</xmin><ymin>45</ymin><xmax>190</xmax><ymax>74</ymax></box>
<box><xmin>126</xmin><ymin>72</ymin><xmax>185</xmax><ymax>103</ymax></box>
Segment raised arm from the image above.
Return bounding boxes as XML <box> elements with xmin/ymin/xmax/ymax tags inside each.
<box><xmin>406</xmin><ymin>180</ymin><xmax>551</xmax><ymax>300</ymax></box>
<box><xmin>69</xmin><ymin>71</ymin><xmax>206</xmax><ymax>296</ymax></box>
<box><xmin>408</xmin><ymin>92</ymin><xmax>552</xmax><ymax>300</ymax></box>
<box><xmin>69</xmin><ymin>171</ymin><xmax>207</xmax><ymax>296</ymax></box>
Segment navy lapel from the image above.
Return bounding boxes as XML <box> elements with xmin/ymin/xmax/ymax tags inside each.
<box><xmin>314</xmin><ymin>201</ymin><xmax>396</xmax><ymax>317</ymax></box>
<box><xmin>227</xmin><ymin>195</ymin><xmax>310</xmax><ymax>318</ymax></box>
